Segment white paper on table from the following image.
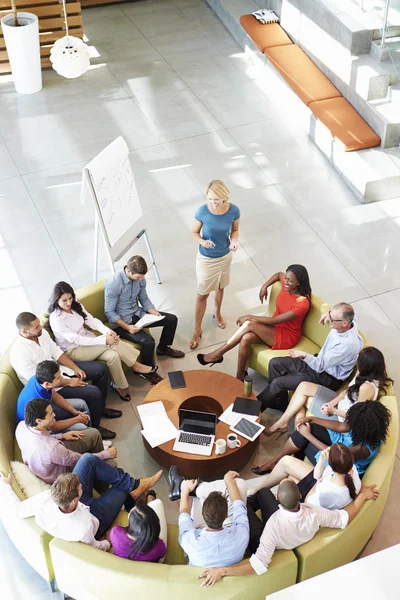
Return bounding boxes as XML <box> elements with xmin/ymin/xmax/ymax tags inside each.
<box><xmin>135</xmin><ymin>313</ymin><xmax>165</xmax><ymax>328</ymax></box>
<box><xmin>137</xmin><ymin>401</ymin><xmax>167</xmax><ymax>430</ymax></box>
<box><xmin>219</xmin><ymin>403</ymin><xmax>258</xmax><ymax>426</ymax></box>
<box><xmin>141</xmin><ymin>419</ymin><xmax>177</xmax><ymax>448</ymax></box>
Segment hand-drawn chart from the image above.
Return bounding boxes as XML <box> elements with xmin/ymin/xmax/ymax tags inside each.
<box><xmin>85</xmin><ymin>137</ymin><xmax>143</xmax><ymax>248</ymax></box>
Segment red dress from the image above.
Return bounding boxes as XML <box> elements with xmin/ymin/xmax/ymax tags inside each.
<box><xmin>271</xmin><ymin>274</ymin><xmax>310</xmax><ymax>350</ymax></box>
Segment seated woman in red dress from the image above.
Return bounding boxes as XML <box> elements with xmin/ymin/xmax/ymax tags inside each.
<box><xmin>197</xmin><ymin>265</ymin><xmax>311</xmax><ymax>380</ymax></box>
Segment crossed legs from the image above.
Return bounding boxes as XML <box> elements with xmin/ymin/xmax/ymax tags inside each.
<box><xmin>201</xmin><ymin>320</ymin><xmax>276</xmax><ymax>380</ymax></box>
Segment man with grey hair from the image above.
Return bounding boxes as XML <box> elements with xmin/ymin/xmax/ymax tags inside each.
<box><xmin>257</xmin><ymin>303</ymin><xmax>363</xmax><ymax>412</ymax></box>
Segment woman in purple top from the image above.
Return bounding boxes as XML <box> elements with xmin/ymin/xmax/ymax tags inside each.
<box><xmin>110</xmin><ymin>495</ymin><xmax>167</xmax><ymax>563</ymax></box>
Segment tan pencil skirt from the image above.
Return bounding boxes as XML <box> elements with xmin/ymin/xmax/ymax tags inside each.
<box><xmin>196</xmin><ymin>251</ymin><xmax>233</xmax><ymax>295</ymax></box>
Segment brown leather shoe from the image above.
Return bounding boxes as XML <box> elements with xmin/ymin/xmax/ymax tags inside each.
<box><xmin>156</xmin><ymin>346</ymin><xmax>185</xmax><ymax>359</ymax></box>
<box><xmin>130</xmin><ymin>470</ymin><xmax>163</xmax><ymax>501</ymax></box>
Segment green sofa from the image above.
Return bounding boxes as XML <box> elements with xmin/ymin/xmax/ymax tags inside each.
<box><xmin>0</xmin><ymin>281</ymin><xmax>297</xmax><ymax>598</ymax></box>
<box><xmin>0</xmin><ymin>280</ymin><xmax>397</xmax><ymax>596</ymax></box>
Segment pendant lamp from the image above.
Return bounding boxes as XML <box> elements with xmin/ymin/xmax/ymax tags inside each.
<box><xmin>50</xmin><ymin>0</ymin><xmax>90</xmax><ymax>78</ymax></box>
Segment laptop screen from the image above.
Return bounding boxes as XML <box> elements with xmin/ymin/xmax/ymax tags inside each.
<box><xmin>179</xmin><ymin>409</ymin><xmax>217</xmax><ymax>435</ymax></box>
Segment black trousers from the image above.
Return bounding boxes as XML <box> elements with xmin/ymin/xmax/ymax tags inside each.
<box><xmin>257</xmin><ymin>357</ymin><xmax>343</xmax><ymax>413</ymax></box>
<box><xmin>115</xmin><ymin>311</ymin><xmax>178</xmax><ymax>367</ymax></box>
<box><xmin>59</xmin><ymin>361</ymin><xmax>109</xmax><ymax>429</ymax></box>
<box><xmin>291</xmin><ymin>422</ymin><xmax>332</xmax><ymax>464</ymax></box>
<box><xmin>247</xmin><ymin>489</ymin><xmax>279</xmax><ymax>554</ymax></box>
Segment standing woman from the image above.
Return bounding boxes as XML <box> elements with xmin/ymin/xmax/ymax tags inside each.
<box><xmin>48</xmin><ymin>282</ymin><xmax>157</xmax><ymax>402</ymax></box>
<box><xmin>190</xmin><ymin>180</ymin><xmax>240</xmax><ymax>349</ymax></box>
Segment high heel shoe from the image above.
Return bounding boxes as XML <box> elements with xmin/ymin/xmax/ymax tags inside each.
<box><xmin>197</xmin><ymin>353</ymin><xmax>224</xmax><ymax>367</ymax></box>
<box><xmin>251</xmin><ymin>466</ymin><xmax>272</xmax><ymax>476</ymax></box>
<box><xmin>263</xmin><ymin>426</ymin><xmax>288</xmax><ymax>440</ymax></box>
<box><xmin>213</xmin><ymin>314</ymin><xmax>226</xmax><ymax>329</ymax></box>
<box><xmin>110</xmin><ymin>381</ymin><xmax>131</xmax><ymax>402</ymax></box>
<box><xmin>189</xmin><ymin>330</ymin><xmax>202</xmax><ymax>350</ymax></box>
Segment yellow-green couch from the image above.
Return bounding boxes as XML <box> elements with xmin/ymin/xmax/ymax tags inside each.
<box><xmin>0</xmin><ymin>281</ymin><xmax>297</xmax><ymax>598</ymax></box>
<box><xmin>0</xmin><ymin>280</ymin><xmax>397</xmax><ymax>596</ymax></box>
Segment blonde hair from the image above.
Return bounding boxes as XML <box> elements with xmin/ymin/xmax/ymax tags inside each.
<box><xmin>206</xmin><ymin>180</ymin><xmax>230</xmax><ymax>203</ymax></box>
<box><xmin>51</xmin><ymin>473</ymin><xmax>80</xmax><ymax>509</ymax></box>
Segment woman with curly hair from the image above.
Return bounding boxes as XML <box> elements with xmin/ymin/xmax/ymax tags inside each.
<box><xmin>48</xmin><ymin>282</ymin><xmax>158</xmax><ymax>402</ymax></box>
<box><xmin>263</xmin><ymin>346</ymin><xmax>392</xmax><ymax>438</ymax></box>
<box><xmin>252</xmin><ymin>400</ymin><xmax>391</xmax><ymax>476</ymax></box>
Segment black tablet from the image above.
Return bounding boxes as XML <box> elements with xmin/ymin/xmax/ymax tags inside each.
<box><xmin>168</xmin><ymin>371</ymin><xmax>186</xmax><ymax>389</ymax></box>
<box><xmin>233</xmin><ymin>397</ymin><xmax>261</xmax><ymax>417</ymax></box>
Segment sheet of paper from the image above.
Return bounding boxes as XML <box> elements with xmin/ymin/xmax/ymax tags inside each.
<box><xmin>141</xmin><ymin>420</ymin><xmax>177</xmax><ymax>448</ymax></box>
<box><xmin>219</xmin><ymin>403</ymin><xmax>258</xmax><ymax>426</ymax></box>
<box><xmin>135</xmin><ymin>313</ymin><xmax>165</xmax><ymax>328</ymax></box>
<box><xmin>138</xmin><ymin>400</ymin><xmax>177</xmax><ymax>448</ymax></box>
<box><xmin>137</xmin><ymin>401</ymin><xmax>166</xmax><ymax>430</ymax></box>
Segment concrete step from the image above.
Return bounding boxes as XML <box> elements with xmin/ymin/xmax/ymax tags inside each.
<box><xmin>205</xmin><ymin>0</ymin><xmax>400</xmax><ymax>202</ymax></box>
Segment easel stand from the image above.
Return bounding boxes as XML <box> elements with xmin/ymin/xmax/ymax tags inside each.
<box><xmin>84</xmin><ymin>168</ymin><xmax>161</xmax><ymax>283</ymax></box>
<box><xmin>93</xmin><ymin>218</ymin><xmax>161</xmax><ymax>283</ymax></box>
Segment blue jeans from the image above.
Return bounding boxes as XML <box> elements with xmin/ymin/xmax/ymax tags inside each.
<box><xmin>73</xmin><ymin>454</ymin><xmax>137</xmax><ymax>538</ymax></box>
<box><xmin>52</xmin><ymin>398</ymin><xmax>91</xmax><ymax>432</ymax></box>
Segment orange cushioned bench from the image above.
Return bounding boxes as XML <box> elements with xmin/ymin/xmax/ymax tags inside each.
<box><xmin>239</xmin><ymin>14</ymin><xmax>292</xmax><ymax>52</ymax></box>
<box><xmin>309</xmin><ymin>97</ymin><xmax>381</xmax><ymax>151</ymax></box>
<box><xmin>264</xmin><ymin>45</ymin><xmax>342</xmax><ymax>106</ymax></box>
<box><xmin>240</xmin><ymin>15</ymin><xmax>380</xmax><ymax>151</ymax></box>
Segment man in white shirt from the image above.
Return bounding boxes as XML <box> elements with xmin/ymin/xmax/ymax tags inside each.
<box><xmin>0</xmin><ymin>459</ymin><xmax>164</xmax><ymax>551</ymax></box>
<box><xmin>197</xmin><ymin>478</ymin><xmax>379</xmax><ymax>586</ymax></box>
<box><xmin>10</xmin><ymin>312</ymin><xmax>119</xmax><ymax>440</ymax></box>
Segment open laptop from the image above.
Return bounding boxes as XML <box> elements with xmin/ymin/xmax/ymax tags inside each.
<box><xmin>173</xmin><ymin>408</ymin><xmax>216</xmax><ymax>456</ymax></box>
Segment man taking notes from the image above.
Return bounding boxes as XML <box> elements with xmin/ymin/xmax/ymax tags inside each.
<box><xmin>104</xmin><ymin>255</ymin><xmax>184</xmax><ymax>383</ymax></box>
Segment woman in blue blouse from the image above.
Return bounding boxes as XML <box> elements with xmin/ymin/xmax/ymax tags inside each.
<box><xmin>190</xmin><ymin>180</ymin><xmax>240</xmax><ymax>349</ymax></box>
<box><xmin>251</xmin><ymin>400</ymin><xmax>391</xmax><ymax>476</ymax></box>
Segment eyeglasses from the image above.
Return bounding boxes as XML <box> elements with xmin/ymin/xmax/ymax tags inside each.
<box><xmin>328</xmin><ymin>310</ymin><xmax>344</xmax><ymax>323</ymax></box>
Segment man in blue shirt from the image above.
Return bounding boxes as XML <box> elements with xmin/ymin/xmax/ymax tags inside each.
<box><xmin>257</xmin><ymin>303</ymin><xmax>363</xmax><ymax>413</ymax></box>
<box><xmin>104</xmin><ymin>255</ymin><xmax>184</xmax><ymax>379</ymax></box>
<box><xmin>16</xmin><ymin>360</ymin><xmax>91</xmax><ymax>433</ymax></box>
<box><xmin>177</xmin><ymin>470</ymin><xmax>250</xmax><ymax>568</ymax></box>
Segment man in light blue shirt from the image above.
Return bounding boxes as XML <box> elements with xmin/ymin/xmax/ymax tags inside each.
<box><xmin>258</xmin><ymin>303</ymin><xmax>363</xmax><ymax>412</ymax></box>
<box><xmin>104</xmin><ymin>255</ymin><xmax>184</xmax><ymax>375</ymax></box>
<box><xmin>178</xmin><ymin>471</ymin><xmax>250</xmax><ymax>568</ymax></box>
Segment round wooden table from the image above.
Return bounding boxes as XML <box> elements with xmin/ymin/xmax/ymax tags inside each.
<box><xmin>140</xmin><ymin>370</ymin><xmax>260</xmax><ymax>478</ymax></box>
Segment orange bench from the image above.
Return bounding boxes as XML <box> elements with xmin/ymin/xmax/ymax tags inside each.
<box><xmin>309</xmin><ymin>97</ymin><xmax>381</xmax><ymax>151</ymax></box>
<box><xmin>239</xmin><ymin>14</ymin><xmax>292</xmax><ymax>52</ymax></box>
<box><xmin>240</xmin><ymin>15</ymin><xmax>380</xmax><ymax>151</ymax></box>
<box><xmin>264</xmin><ymin>45</ymin><xmax>342</xmax><ymax>106</ymax></box>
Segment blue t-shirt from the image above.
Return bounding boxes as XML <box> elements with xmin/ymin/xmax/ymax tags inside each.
<box><xmin>194</xmin><ymin>203</ymin><xmax>240</xmax><ymax>258</ymax></box>
<box><xmin>315</xmin><ymin>430</ymin><xmax>379</xmax><ymax>476</ymax></box>
<box><xmin>16</xmin><ymin>376</ymin><xmax>52</xmax><ymax>424</ymax></box>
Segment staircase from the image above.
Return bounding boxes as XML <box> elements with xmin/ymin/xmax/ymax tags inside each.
<box><xmin>206</xmin><ymin>0</ymin><xmax>400</xmax><ymax>202</ymax></box>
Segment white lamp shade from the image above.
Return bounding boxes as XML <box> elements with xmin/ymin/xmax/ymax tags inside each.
<box><xmin>50</xmin><ymin>36</ymin><xmax>90</xmax><ymax>79</ymax></box>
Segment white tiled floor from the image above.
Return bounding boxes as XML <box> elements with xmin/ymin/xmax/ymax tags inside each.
<box><xmin>1</xmin><ymin>0</ymin><xmax>400</xmax><ymax>597</ymax></box>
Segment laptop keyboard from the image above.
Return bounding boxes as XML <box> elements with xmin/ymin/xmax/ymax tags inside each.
<box><xmin>178</xmin><ymin>432</ymin><xmax>212</xmax><ymax>446</ymax></box>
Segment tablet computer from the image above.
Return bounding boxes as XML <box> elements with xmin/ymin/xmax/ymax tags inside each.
<box><xmin>229</xmin><ymin>417</ymin><xmax>265</xmax><ymax>442</ymax></box>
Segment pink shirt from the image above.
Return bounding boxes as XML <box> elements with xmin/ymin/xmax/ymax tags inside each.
<box><xmin>49</xmin><ymin>305</ymin><xmax>111</xmax><ymax>352</ymax></box>
<box><xmin>15</xmin><ymin>422</ymin><xmax>110</xmax><ymax>484</ymax></box>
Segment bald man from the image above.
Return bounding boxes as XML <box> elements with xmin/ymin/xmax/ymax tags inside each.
<box><xmin>197</xmin><ymin>478</ymin><xmax>379</xmax><ymax>587</ymax></box>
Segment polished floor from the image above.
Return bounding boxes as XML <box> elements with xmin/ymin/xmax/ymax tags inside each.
<box><xmin>0</xmin><ymin>0</ymin><xmax>400</xmax><ymax>597</ymax></box>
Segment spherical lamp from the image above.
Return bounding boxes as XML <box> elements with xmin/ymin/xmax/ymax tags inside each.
<box><xmin>50</xmin><ymin>0</ymin><xmax>90</xmax><ymax>79</ymax></box>
<box><xmin>50</xmin><ymin>36</ymin><xmax>90</xmax><ymax>79</ymax></box>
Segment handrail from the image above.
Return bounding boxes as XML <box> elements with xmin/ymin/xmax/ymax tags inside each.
<box><xmin>380</xmin><ymin>0</ymin><xmax>391</xmax><ymax>47</ymax></box>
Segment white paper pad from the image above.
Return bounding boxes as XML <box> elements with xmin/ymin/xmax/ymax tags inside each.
<box><xmin>219</xmin><ymin>403</ymin><xmax>258</xmax><ymax>426</ymax></box>
<box><xmin>137</xmin><ymin>401</ymin><xmax>177</xmax><ymax>448</ymax></box>
<box><xmin>135</xmin><ymin>313</ymin><xmax>165</xmax><ymax>328</ymax></box>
